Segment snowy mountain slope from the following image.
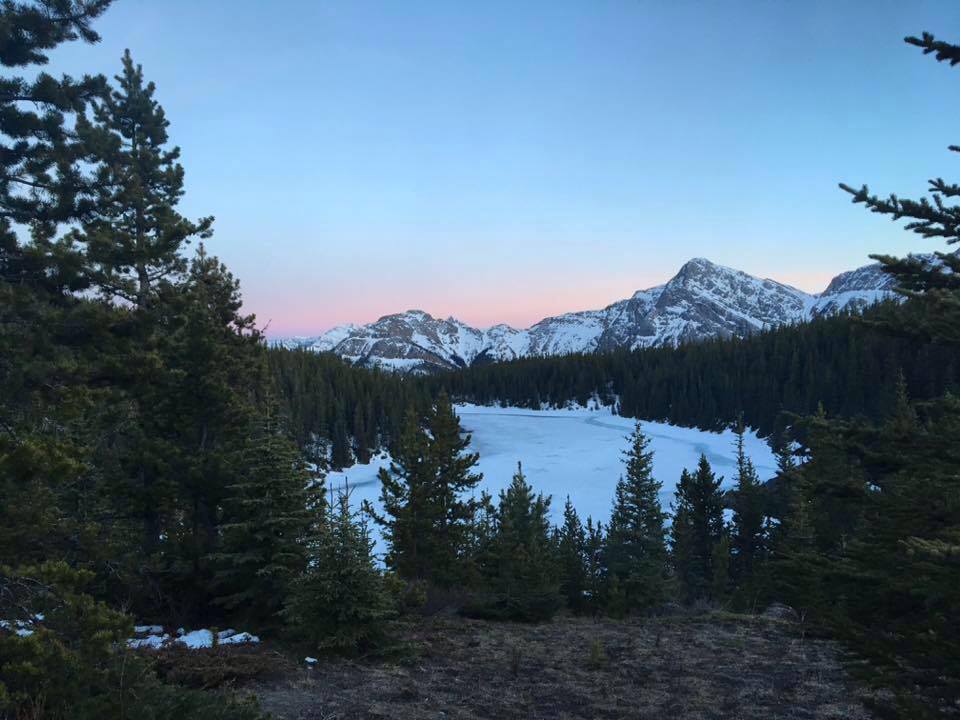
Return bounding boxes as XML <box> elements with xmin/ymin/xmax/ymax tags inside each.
<box><xmin>281</xmin><ymin>255</ymin><xmax>926</xmax><ymax>372</ymax></box>
<box><xmin>808</xmin><ymin>263</ymin><xmax>898</xmax><ymax>317</ymax></box>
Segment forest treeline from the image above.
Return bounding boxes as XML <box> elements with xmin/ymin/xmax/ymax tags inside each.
<box><xmin>0</xmin><ymin>3</ymin><xmax>958</xmax><ymax>720</ymax></box>
<box><xmin>270</xmin><ymin>301</ymin><xmax>960</xmax><ymax>466</ymax></box>
<box><xmin>432</xmin><ymin>303</ymin><xmax>960</xmax><ymax>434</ymax></box>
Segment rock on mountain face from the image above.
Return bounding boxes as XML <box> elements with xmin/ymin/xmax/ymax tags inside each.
<box><xmin>282</xmin><ymin>257</ymin><xmax>911</xmax><ymax>373</ymax></box>
<box><xmin>808</xmin><ymin>263</ymin><xmax>898</xmax><ymax>317</ymax></box>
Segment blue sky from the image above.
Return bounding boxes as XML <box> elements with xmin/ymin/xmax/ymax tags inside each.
<box><xmin>48</xmin><ymin>0</ymin><xmax>960</xmax><ymax>334</ymax></box>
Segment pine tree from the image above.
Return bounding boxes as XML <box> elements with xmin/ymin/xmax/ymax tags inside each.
<box><xmin>711</xmin><ymin>533</ymin><xmax>732</xmax><ymax>605</ymax></box>
<box><xmin>370</xmin><ymin>406</ymin><xmax>429</xmax><ymax>581</ymax></box>
<box><xmin>670</xmin><ymin>456</ymin><xmax>725</xmax><ymax>604</ymax></box>
<box><xmin>141</xmin><ymin>246</ymin><xmax>264</xmax><ymax>615</ymax></box>
<box><xmin>284</xmin><ymin>485</ymin><xmax>394</xmax><ymax>656</ymax></box>
<box><xmin>583</xmin><ymin>516</ymin><xmax>606</xmax><ymax>616</ymax></box>
<box><xmin>788</xmin><ymin>31</ymin><xmax>960</xmax><ymax>715</ymax></box>
<box><xmin>0</xmin><ymin>1</ymin><xmax>111</xmax><ymax>254</ymax></box>
<box><xmin>422</xmin><ymin>392</ymin><xmax>483</xmax><ymax>587</ymax></box>
<box><xmin>74</xmin><ymin>50</ymin><xmax>212</xmax><ymax>308</ymax></box>
<box><xmin>604</xmin><ymin>421</ymin><xmax>668</xmax><ymax>613</ymax></box>
<box><xmin>555</xmin><ymin>497</ymin><xmax>588</xmax><ymax>614</ymax></box>
<box><xmin>352</xmin><ymin>402</ymin><xmax>371</xmax><ymax>463</ymax></box>
<box><xmin>729</xmin><ymin>419</ymin><xmax>767</xmax><ymax>589</ymax></box>
<box><xmin>0</xmin><ymin>0</ymin><xmax>113</xmax><ymax>571</ymax></box>
<box><xmin>330</xmin><ymin>417</ymin><xmax>353</xmax><ymax>469</ymax></box>
<box><xmin>369</xmin><ymin>396</ymin><xmax>482</xmax><ymax>588</ymax></box>
<box><xmin>212</xmin><ymin>400</ymin><xmax>318</xmax><ymax>629</ymax></box>
<box><xmin>469</xmin><ymin>463</ymin><xmax>559</xmax><ymax>622</ymax></box>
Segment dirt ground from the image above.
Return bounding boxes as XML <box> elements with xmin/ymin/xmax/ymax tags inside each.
<box><xmin>252</xmin><ymin>611</ymin><xmax>875</xmax><ymax>720</ymax></box>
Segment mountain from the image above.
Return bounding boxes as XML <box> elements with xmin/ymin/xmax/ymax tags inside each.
<box><xmin>280</xmin><ymin>256</ymin><xmax>917</xmax><ymax>373</ymax></box>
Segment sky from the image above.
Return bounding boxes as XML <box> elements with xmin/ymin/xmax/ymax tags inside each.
<box><xmin>46</xmin><ymin>0</ymin><xmax>960</xmax><ymax>335</ymax></box>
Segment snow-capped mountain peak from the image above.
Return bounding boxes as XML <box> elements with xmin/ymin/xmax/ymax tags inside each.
<box><xmin>280</xmin><ymin>256</ymin><xmax>917</xmax><ymax>373</ymax></box>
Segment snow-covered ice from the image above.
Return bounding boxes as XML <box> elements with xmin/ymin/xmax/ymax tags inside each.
<box><xmin>327</xmin><ymin>404</ymin><xmax>777</xmax><ymax>554</ymax></box>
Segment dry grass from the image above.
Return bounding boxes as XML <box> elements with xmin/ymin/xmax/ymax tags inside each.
<box><xmin>252</xmin><ymin>611</ymin><xmax>875</xmax><ymax>719</ymax></box>
<box><xmin>150</xmin><ymin>643</ymin><xmax>297</xmax><ymax>689</ymax></box>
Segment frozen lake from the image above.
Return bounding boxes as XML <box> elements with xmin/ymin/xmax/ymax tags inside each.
<box><xmin>327</xmin><ymin>404</ymin><xmax>777</xmax><ymax>552</ymax></box>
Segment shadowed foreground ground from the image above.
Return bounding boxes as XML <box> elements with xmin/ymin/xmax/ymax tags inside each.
<box><xmin>253</xmin><ymin>612</ymin><xmax>874</xmax><ymax>720</ymax></box>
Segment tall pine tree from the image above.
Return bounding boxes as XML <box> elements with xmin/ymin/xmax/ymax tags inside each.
<box><xmin>555</xmin><ymin>497</ymin><xmax>588</xmax><ymax>614</ymax></box>
<box><xmin>670</xmin><ymin>455</ymin><xmax>725</xmax><ymax>604</ymax></box>
<box><xmin>74</xmin><ymin>49</ymin><xmax>212</xmax><ymax>308</ymax></box>
<box><xmin>370</xmin><ymin>395</ymin><xmax>482</xmax><ymax>588</ymax></box>
<box><xmin>729</xmin><ymin>419</ymin><xmax>768</xmax><ymax>591</ymax></box>
<box><xmin>469</xmin><ymin>462</ymin><xmax>559</xmax><ymax>622</ymax></box>
<box><xmin>212</xmin><ymin>399</ymin><xmax>320</xmax><ymax>629</ymax></box>
<box><xmin>604</xmin><ymin>421</ymin><xmax>668</xmax><ymax>613</ymax></box>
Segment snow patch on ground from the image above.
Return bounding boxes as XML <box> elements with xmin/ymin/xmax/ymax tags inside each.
<box><xmin>127</xmin><ymin>626</ymin><xmax>260</xmax><ymax>650</ymax></box>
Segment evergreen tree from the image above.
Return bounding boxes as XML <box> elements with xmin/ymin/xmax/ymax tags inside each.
<box><xmin>0</xmin><ymin>0</ymin><xmax>111</xmax><ymax>252</ymax></box>
<box><xmin>330</xmin><ymin>417</ymin><xmax>352</xmax><ymax>469</ymax></box>
<box><xmin>422</xmin><ymin>392</ymin><xmax>483</xmax><ymax>587</ymax></box>
<box><xmin>212</xmin><ymin>400</ymin><xmax>319</xmax><ymax>629</ymax></box>
<box><xmin>141</xmin><ymin>246</ymin><xmax>264</xmax><ymax>616</ymax></box>
<box><xmin>370</xmin><ymin>396</ymin><xmax>482</xmax><ymax>588</ymax></box>
<box><xmin>776</xmin><ymin>30</ymin><xmax>960</xmax><ymax>716</ymax></box>
<box><xmin>604</xmin><ymin>421</ymin><xmax>668</xmax><ymax>613</ymax></box>
<box><xmin>729</xmin><ymin>419</ymin><xmax>767</xmax><ymax>589</ymax></box>
<box><xmin>711</xmin><ymin>532</ymin><xmax>732</xmax><ymax>605</ymax></box>
<box><xmin>74</xmin><ymin>49</ymin><xmax>212</xmax><ymax>308</ymax></box>
<box><xmin>284</xmin><ymin>485</ymin><xmax>394</xmax><ymax>656</ymax></box>
<box><xmin>583</xmin><ymin>516</ymin><xmax>606</xmax><ymax>616</ymax></box>
<box><xmin>370</xmin><ymin>406</ymin><xmax>429</xmax><ymax>581</ymax></box>
<box><xmin>555</xmin><ymin>497</ymin><xmax>588</xmax><ymax>614</ymax></box>
<box><xmin>469</xmin><ymin>463</ymin><xmax>559</xmax><ymax>622</ymax></box>
<box><xmin>352</xmin><ymin>401</ymin><xmax>371</xmax><ymax>463</ymax></box>
<box><xmin>670</xmin><ymin>456</ymin><xmax>725</xmax><ymax>604</ymax></box>
<box><xmin>0</xmin><ymin>0</ymin><xmax>113</xmax><ymax>571</ymax></box>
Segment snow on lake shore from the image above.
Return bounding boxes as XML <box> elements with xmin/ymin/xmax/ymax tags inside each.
<box><xmin>327</xmin><ymin>404</ymin><xmax>776</xmax><ymax>555</ymax></box>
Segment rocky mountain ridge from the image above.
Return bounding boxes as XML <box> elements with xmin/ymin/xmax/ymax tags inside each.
<box><xmin>279</xmin><ymin>256</ymin><xmax>918</xmax><ymax>373</ymax></box>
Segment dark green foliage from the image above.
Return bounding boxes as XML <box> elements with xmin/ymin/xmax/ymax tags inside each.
<box><xmin>284</xmin><ymin>487</ymin><xmax>395</xmax><ymax>656</ymax></box>
<box><xmin>772</xmin><ymin>394</ymin><xmax>960</xmax><ymax>718</ymax></box>
<box><xmin>466</xmin><ymin>463</ymin><xmax>560</xmax><ymax>622</ymax></box>
<box><xmin>115</xmin><ymin>247</ymin><xmax>267</xmax><ymax>621</ymax></box>
<box><xmin>583</xmin><ymin>517</ymin><xmax>607</xmax><ymax>615</ymax></box>
<box><xmin>604</xmin><ymin>422</ymin><xmax>668</xmax><ymax>613</ymax></box>
<box><xmin>369</xmin><ymin>394</ymin><xmax>482</xmax><ymax>588</ymax></box>
<box><xmin>729</xmin><ymin>420</ymin><xmax>768</xmax><ymax>596</ymax></box>
<box><xmin>73</xmin><ymin>49</ymin><xmax>212</xmax><ymax>308</ymax></box>
<box><xmin>710</xmin><ymin>532</ymin><xmax>731</xmax><ymax>605</ymax></box>
<box><xmin>670</xmin><ymin>456</ymin><xmax>726</xmax><ymax>605</ymax></box>
<box><xmin>0</xmin><ymin>1</ymin><xmax>114</xmax><ymax>575</ymax></box>
<box><xmin>555</xmin><ymin>497</ymin><xmax>588</xmax><ymax>614</ymax></box>
<box><xmin>2</xmin><ymin>0</ymin><xmax>316</xmax><ymax>659</ymax></box>
<box><xmin>268</xmin><ymin>346</ymin><xmax>430</xmax><ymax>469</ymax></box>
<box><xmin>0</xmin><ymin>562</ymin><xmax>264</xmax><ymax>720</ymax></box>
<box><xmin>211</xmin><ymin>399</ymin><xmax>320</xmax><ymax>630</ymax></box>
<box><xmin>0</xmin><ymin>1</ymin><xmax>111</xmax><ymax>245</ymax></box>
<box><xmin>427</xmin><ymin>304</ymin><xmax>959</xmax><ymax>437</ymax></box>
<box><xmin>763</xmin><ymin>30</ymin><xmax>960</xmax><ymax>718</ymax></box>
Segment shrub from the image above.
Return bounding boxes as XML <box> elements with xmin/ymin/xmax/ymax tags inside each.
<box><xmin>0</xmin><ymin>562</ymin><xmax>266</xmax><ymax>720</ymax></box>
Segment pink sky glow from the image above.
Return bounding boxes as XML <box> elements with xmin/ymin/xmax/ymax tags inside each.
<box><xmin>255</xmin><ymin>266</ymin><xmax>840</xmax><ymax>338</ymax></box>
